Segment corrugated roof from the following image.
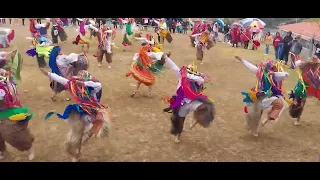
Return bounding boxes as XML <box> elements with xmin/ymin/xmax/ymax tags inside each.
<box><xmin>278</xmin><ymin>22</ymin><xmax>320</xmax><ymax>40</ymax></box>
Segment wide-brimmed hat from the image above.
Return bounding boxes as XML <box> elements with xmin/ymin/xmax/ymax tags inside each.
<box><xmin>89</xmin><ymin>20</ymin><xmax>95</xmax><ymax>25</ymax></box>
<box><xmin>105</xmin><ymin>30</ymin><xmax>113</xmax><ymax>34</ymax></box>
<box><xmin>64</xmin><ymin>53</ymin><xmax>79</xmax><ymax>64</ymax></box>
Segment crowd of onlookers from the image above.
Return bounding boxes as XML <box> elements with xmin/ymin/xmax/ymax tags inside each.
<box><xmin>0</xmin><ymin>18</ymin><xmax>26</xmax><ymax>25</ymax></box>
<box><xmin>2</xmin><ymin>18</ymin><xmax>319</xmax><ymax>67</ymax></box>
<box><xmin>224</xmin><ymin>24</ymin><xmax>320</xmax><ymax>68</ymax></box>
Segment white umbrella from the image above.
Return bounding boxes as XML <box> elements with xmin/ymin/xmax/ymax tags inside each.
<box><xmin>240</xmin><ymin>18</ymin><xmax>266</xmax><ymax>27</ymax></box>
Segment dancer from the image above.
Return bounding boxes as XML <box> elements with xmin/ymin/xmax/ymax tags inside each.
<box><xmin>125</xmin><ymin>44</ymin><xmax>167</xmax><ymax>98</ymax></box>
<box><xmin>162</xmin><ymin>59</ymin><xmax>215</xmax><ymax>143</ymax></box>
<box><xmin>0</xmin><ymin>50</ymin><xmax>35</xmax><ymax>161</ymax></box>
<box><xmin>73</xmin><ymin>19</ymin><xmax>99</xmax><ymax>53</ymax></box>
<box><xmin>96</xmin><ymin>25</ymin><xmax>116</xmax><ymax>68</ymax></box>
<box><xmin>44</xmin><ymin>46</ymin><xmax>89</xmax><ymax>101</ymax></box>
<box><xmin>26</xmin><ymin>30</ymin><xmax>53</xmax><ymax>68</ymax></box>
<box><xmin>51</xmin><ymin>18</ymin><xmax>68</xmax><ymax>44</ymax></box>
<box><xmin>0</xmin><ymin>27</ymin><xmax>14</xmax><ymax>48</ymax></box>
<box><xmin>29</xmin><ymin>19</ymin><xmax>50</xmax><ymax>38</ymax></box>
<box><xmin>189</xmin><ymin>19</ymin><xmax>207</xmax><ymax>47</ymax></box>
<box><xmin>153</xmin><ymin>18</ymin><xmax>172</xmax><ymax>45</ymax></box>
<box><xmin>288</xmin><ymin>56</ymin><xmax>320</xmax><ymax>126</ymax></box>
<box><xmin>135</xmin><ymin>34</ymin><xmax>163</xmax><ymax>52</ymax></box>
<box><xmin>121</xmin><ymin>18</ymin><xmax>140</xmax><ymax>50</ymax></box>
<box><xmin>191</xmin><ymin>29</ymin><xmax>215</xmax><ymax>64</ymax></box>
<box><xmin>235</xmin><ymin>56</ymin><xmax>290</xmax><ymax>137</ymax></box>
<box><xmin>40</xmin><ymin>68</ymin><xmax>111</xmax><ymax>162</ymax></box>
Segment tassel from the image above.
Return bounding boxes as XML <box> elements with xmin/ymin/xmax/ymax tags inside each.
<box><xmin>26</xmin><ymin>48</ymin><xmax>37</xmax><ymax>57</ymax></box>
<box><xmin>125</xmin><ymin>72</ymin><xmax>133</xmax><ymax>77</ymax></box>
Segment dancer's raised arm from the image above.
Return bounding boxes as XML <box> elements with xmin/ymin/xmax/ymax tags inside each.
<box><xmin>191</xmin><ymin>33</ymin><xmax>202</xmax><ymax>37</ymax></box>
<box><xmin>273</xmin><ymin>72</ymin><xmax>289</xmax><ymax>80</ymax></box>
<box><xmin>153</xmin><ymin>19</ymin><xmax>160</xmax><ymax>25</ymax></box>
<box><xmin>40</xmin><ymin>68</ymin><xmax>101</xmax><ymax>88</ymax></box>
<box><xmin>235</xmin><ymin>56</ymin><xmax>258</xmax><ymax>73</ymax></box>
<box><xmin>88</xmin><ymin>24</ymin><xmax>99</xmax><ymax>32</ymax></box>
<box><xmin>188</xmin><ymin>18</ymin><xmax>194</xmax><ymax>27</ymax></box>
<box><xmin>164</xmin><ymin>55</ymin><xmax>181</xmax><ymax>78</ymax></box>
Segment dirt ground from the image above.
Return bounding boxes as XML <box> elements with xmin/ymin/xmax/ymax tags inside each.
<box><xmin>1</xmin><ymin>22</ymin><xmax>320</xmax><ymax>162</ymax></box>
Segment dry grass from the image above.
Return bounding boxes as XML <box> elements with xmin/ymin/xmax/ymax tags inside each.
<box><xmin>1</xmin><ymin>22</ymin><xmax>320</xmax><ymax>162</ymax></box>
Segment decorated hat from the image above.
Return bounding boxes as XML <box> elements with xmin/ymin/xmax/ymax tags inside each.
<box><xmin>77</xmin><ymin>70</ymin><xmax>92</xmax><ymax>81</ymax></box>
<box><xmin>66</xmin><ymin>53</ymin><xmax>79</xmax><ymax>64</ymax></box>
<box><xmin>186</xmin><ymin>62</ymin><xmax>198</xmax><ymax>75</ymax></box>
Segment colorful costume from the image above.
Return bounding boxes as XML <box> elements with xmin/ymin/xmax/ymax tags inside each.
<box><xmin>154</xmin><ymin>19</ymin><xmax>172</xmax><ymax>44</ymax></box>
<box><xmin>0</xmin><ymin>51</ymin><xmax>34</xmax><ymax>155</ymax></box>
<box><xmin>135</xmin><ymin>34</ymin><xmax>163</xmax><ymax>52</ymax></box>
<box><xmin>240</xmin><ymin>58</ymin><xmax>289</xmax><ymax>136</ymax></box>
<box><xmin>44</xmin><ymin>70</ymin><xmax>108</xmax><ymax>124</ymax></box>
<box><xmin>189</xmin><ymin>19</ymin><xmax>207</xmax><ymax>47</ymax></box>
<box><xmin>29</xmin><ymin>19</ymin><xmax>50</xmax><ymax>38</ymax></box>
<box><xmin>288</xmin><ymin>58</ymin><xmax>320</xmax><ymax>124</ymax></box>
<box><xmin>26</xmin><ymin>28</ymin><xmax>53</xmax><ymax>68</ymax></box>
<box><xmin>48</xmin><ymin>46</ymin><xmax>89</xmax><ymax>95</ymax></box>
<box><xmin>96</xmin><ymin>26</ymin><xmax>116</xmax><ymax>67</ymax></box>
<box><xmin>73</xmin><ymin>19</ymin><xmax>98</xmax><ymax>46</ymax></box>
<box><xmin>125</xmin><ymin>45</ymin><xmax>166</xmax><ymax>97</ymax></box>
<box><xmin>121</xmin><ymin>18</ymin><xmax>138</xmax><ymax>47</ymax></box>
<box><xmin>0</xmin><ymin>28</ymin><xmax>14</xmax><ymax>48</ymax></box>
<box><xmin>163</xmin><ymin>59</ymin><xmax>215</xmax><ymax>140</ymax></box>
<box><xmin>191</xmin><ymin>30</ymin><xmax>214</xmax><ymax>62</ymax></box>
<box><xmin>126</xmin><ymin>45</ymin><xmax>165</xmax><ymax>86</ymax></box>
<box><xmin>43</xmin><ymin>70</ymin><xmax>110</xmax><ymax>161</ymax></box>
<box><xmin>50</xmin><ymin>18</ymin><xmax>68</xmax><ymax>44</ymax></box>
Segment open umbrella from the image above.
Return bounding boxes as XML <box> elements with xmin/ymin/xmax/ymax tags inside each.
<box><xmin>216</xmin><ymin>19</ymin><xmax>225</xmax><ymax>26</ymax></box>
<box><xmin>249</xmin><ymin>21</ymin><xmax>264</xmax><ymax>29</ymax></box>
<box><xmin>230</xmin><ymin>22</ymin><xmax>244</xmax><ymax>29</ymax></box>
<box><xmin>240</xmin><ymin>18</ymin><xmax>266</xmax><ymax>28</ymax></box>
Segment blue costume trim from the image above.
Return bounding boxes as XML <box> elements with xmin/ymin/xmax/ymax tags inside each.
<box><xmin>48</xmin><ymin>46</ymin><xmax>62</xmax><ymax>75</ymax></box>
<box><xmin>241</xmin><ymin>92</ymin><xmax>253</xmax><ymax>103</ymax></box>
<box><xmin>44</xmin><ymin>104</ymin><xmax>87</xmax><ymax>120</ymax></box>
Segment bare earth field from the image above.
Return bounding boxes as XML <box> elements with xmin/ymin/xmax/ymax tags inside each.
<box><xmin>1</xmin><ymin>23</ymin><xmax>320</xmax><ymax>162</ymax></box>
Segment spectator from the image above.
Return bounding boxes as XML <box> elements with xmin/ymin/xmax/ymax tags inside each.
<box><xmin>176</xmin><ymin>21</ymin><xmax>182</xmax><ymax>33</ymax></box>
<box><xmin>280</xmin><ymin>31</ymin><xmax>293</xmax><ymax>65</ymax></box>
<box><xmin>112</xmin><ymin>18</ymin><xmax>118</xmax><ymax>29</ymax></box>
<box><xmin>273</xmin><ymin>32</ymin><xmax>283</xmax><ymax>59</ymax></box>
<box><xmin>37</xmin><ymin>18</ymin><xmax>41</xmax><ymax>24</ymax></box>
<box><xmin>289</xmin><ymin>35</ymin><xmax>303</xmax><ymax>69</ymax></box>
<box><xmin>212</xmin><ymin>22</ymin><xmax>219</xmax><ymax>39</ymax></box>
<box><xmin>182</xmin><ymin>20</ymin><xmax>189</xmax><ymax>34</ymax></box>
<box><xmin>21</xmin><ymin>18</ymin><xmax>25</xmax><ymax>26</ymax></box>
<box><xmin>312</xmin><ymin>39</ymin><xmax>320</xmax><ymax>59</ymax></box>
<box><xmin>171</xmin><ymin>20</ymin><xmax>176</xmax><ymax>34</ymax></box>
<box><xmin>72</xmin><ymin>18</ymin><xmax>77</xmax><ymax>26</ymax></box>
<box><xmin>167</xmin><ymin>19</ymin><xmax>173</xmax><ymax>33</ymax></box>
<box><xmin>231</xmin><ymin>26</ymin><xmax>240</xmax><ymax>47</ymax></box>
<box><xmin>264</xmin><ymin>32</ymin><xmax>273</xmax><ymax>55</ymax></box>
<box><xmin>9</xmin><ymin>18</ymin><xmax>12</xmax><ymax>25</ymax></box>
<box><xmin>241</xmin><ymin>27</ymin><xmax>251</xmax><ymax>49</ymax></box>
<box><xmin>223</xmin><ymin>25</ymin><xmax>230</xmax><ymax>43</ymax></box>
